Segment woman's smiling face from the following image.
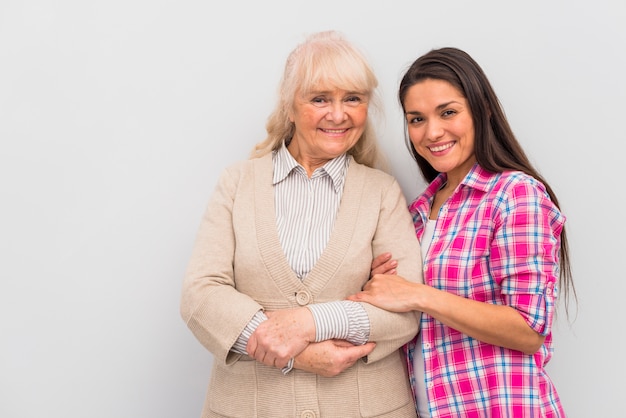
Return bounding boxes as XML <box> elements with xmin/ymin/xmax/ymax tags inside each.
<box><xmin>287</xmin><ymin>86</ymin><xmax>369</xmax><ymax>174</ymax></box>
<box><xmin>404</xmin><ymin>78</ymin><xmax>477</xmax><ymax>181</ymax></box>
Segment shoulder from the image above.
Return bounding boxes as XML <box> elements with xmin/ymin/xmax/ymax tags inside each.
<box><xmin>488</xmin><ymin>171</ymin><xmax>563</xmax><ymax>224</ymax></box>
<box><xmin>347</xmin><ymin>162</ymin><xmax>410</xmax><ymax>213</ymax></box>
<box><xmin>208</xmin><ymin>155</ymin><xmax>272</xmax><ymax>200</ymax></box>
<box><xmin>221</xmin><ymin>154</ymin><xmax>271</xmax><ymax>180</ymax></box>
<box><xmin>492</xmin><ymin>171</ymin><xmax>549</xmax><ymax>201</ymax></box>
<box><xmin>348</xmin><ymin>159</ymin><xmax>398</xmax><ymax>188</ymax></box>
<box><xmin>466</xmin><ymin>165</ymin><xmax>545</xmax><ymax>196</ymax></box>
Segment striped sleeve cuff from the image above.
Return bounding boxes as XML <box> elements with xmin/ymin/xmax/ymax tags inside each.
<box><xmin>231</xmin><ymin>310</ymin><xmax>268</xmax><ymax>354</ymax></box>
<box><xmin>307</xmin><ymin>300</ymin><xmax>370</xmax><ymax>345</ymax></box>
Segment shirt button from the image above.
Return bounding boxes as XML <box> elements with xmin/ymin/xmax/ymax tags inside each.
<box><xmin>301</xmin><ymin>410</ymin><xmax>316</xmax><ymax>418</ymax></box>
<box><xmin>295</xmin><ymin>290</ymin><xmax>311</xmax><ymax>305</ymax></box>
<box><xmin>428</xmin><ymin>381</ymin><xmax>434</xmax><ymax>389</ymax></box>
<box><xmin>424</xmin><ymin>343</ymin><xmax>431</xmax><ymax>349</ymax></box>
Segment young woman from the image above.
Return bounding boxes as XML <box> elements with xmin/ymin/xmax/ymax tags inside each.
<box><xmin>349</xmin><ymin>47</ymin><xmax>575</xmax><ymax>418</ymax></box>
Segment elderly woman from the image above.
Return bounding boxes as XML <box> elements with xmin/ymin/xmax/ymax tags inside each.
<box><xmin>180</xmin><ymin>31</ymin><xmax>422</xmax><ymax>418</ymax></box>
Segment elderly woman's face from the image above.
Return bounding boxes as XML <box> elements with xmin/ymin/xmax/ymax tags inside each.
<box><xmin>288</xmin><ymin>86</ymin><xmax>369</xmax><ymax>170</ymax></box>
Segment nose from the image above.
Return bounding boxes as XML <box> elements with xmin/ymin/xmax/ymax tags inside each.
<box><xmin>426</xmin><ymin>119</ymin><xmax>444</xmax><ymax>141</ymax></box>
<box><xmin>326</xmin><ymin>102</ymin><xmax>347</xmax><ymax>123</ymax></box>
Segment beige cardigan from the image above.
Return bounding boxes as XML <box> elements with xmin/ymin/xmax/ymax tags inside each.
<box><xmin>181</xmin><ymin>153</ymin><xmax>423</xmax><ymax>418</ymax></box>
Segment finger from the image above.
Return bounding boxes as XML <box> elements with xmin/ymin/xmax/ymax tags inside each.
<box><xmin>267</xmin><ymin>351</ymin><xmax>289</xmax><ymax>368</ymax></box>
<box><xmin>346</xmin><ymin>291</ymin><xmax>367</xmax><ymax>302</ymax></box>
<box><xmin>371</xmin><ymin>252</ymin><xmax>392</xmax><ymax>270</ymax></box>
<box><xmin>372</xmin><ymin>259</ymin><xmax>397</xmax><ymax>276</ymax></box>
<box><xmin>246</xmin><ymin>335</ymin><xmax>258</xmax><ymax>357</ymax></box>
<box><xmin>353</xmin><ymin>342</ymin><xmax>376</xmax><ymax>360</ymax></box>
<box><xmin>274</xmin><ymin>357</ymin><xmax>290</xmax><ymax>369</ymax></box>
<box><xmin>254</xmin><ymin>349</ymin><xmax>267</xmax><ymax>364</ymax></box>
<box><xmin>266</xmin><ymin>354</ymin><xmax>287</xmax><ymax>369</ymax></box>
<box><xmin>262</xmin><ymin>354</ymin><xmax>275</xmax><ymax>367</ymax></box>
<box><xmin>330</xmin><ymin>339</ymin><xmax>355</xmax><ymax>347</ymax></box>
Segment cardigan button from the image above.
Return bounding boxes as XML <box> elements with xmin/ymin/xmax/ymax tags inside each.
<box><xmin>301</xmin><ymin>410</ymin><xmax>316</xmax><ymax>418</ymax></box>
<box><xmin>295</xmin><ymin>290</ymin><xmax>311</xmax><ymax>305</ymax></box>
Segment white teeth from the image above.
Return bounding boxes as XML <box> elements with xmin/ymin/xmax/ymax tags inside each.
<box><xmin>323</xmin><ymin>129</ymin><xmax>346</xmax><ymax>133</ymax></box>
<box><xmin>430</xmin><ymin>143</ymin><xmax>453</xmax><ymax>152</ymax></box>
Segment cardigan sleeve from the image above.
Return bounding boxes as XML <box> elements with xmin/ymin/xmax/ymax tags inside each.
<box><xmin>361</xmin><ymin>177</ymin><xmax>424</xmax><ymax>363</ymax></box>
<box><xmin>179</xmin><ymin>163</ymin><xmax>265</xmax><ymax>365</ymax></box>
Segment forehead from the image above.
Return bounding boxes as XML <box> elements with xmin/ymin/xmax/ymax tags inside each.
<box><xmin>405</xmin><ymin>79</ymin><xmax>466</xmax><ymax>108</ymax></box>
<box><xmin>299</xmin><ymin>79</ymin><xmax>366</xmax><ymax>95</ymax></box>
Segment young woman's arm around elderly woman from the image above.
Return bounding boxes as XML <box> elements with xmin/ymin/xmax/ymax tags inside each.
<box><xmin>350</xmin><ymin>47</ymin><xmax>576</xmax><ymax>418</ymax></box>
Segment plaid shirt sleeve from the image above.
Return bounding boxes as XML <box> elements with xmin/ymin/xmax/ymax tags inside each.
<box><xmin>490</xmin><ymin>175</ymin><xmax>565</xmax><ymax>335</ymax></box>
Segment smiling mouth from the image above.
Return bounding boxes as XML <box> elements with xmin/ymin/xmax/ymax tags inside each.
<box><xmin>320</xmin><ymin>128</ymin><xmax>349</xmax><ymax>134</ymax></box>
<box><xmin>429</xmin><ymin>142</ymin><xmax>454</xmax><ymax>152</ymax></box>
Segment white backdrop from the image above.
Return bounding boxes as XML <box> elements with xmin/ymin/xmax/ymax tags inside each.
<box><xmin>1</xmin><ymin>1</ymin><xmax>624</xmax><ymax>417</ymax></box>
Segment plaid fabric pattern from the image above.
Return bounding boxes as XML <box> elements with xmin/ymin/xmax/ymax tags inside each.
<box><xmin>406</xmin><ymin>164</ymin><xmax>566</xmax><ymax>418</ymax></box>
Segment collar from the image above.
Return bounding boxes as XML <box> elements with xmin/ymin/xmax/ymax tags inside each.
<box><xmin>272</xmin><ymin>141</ymin><xmax>350</xmax><ymax>193</ymax></box>
<box><xmin>427</xmin><ymin>163</ymin><xmax>494</xmax><ymax>197</ymax></box>
<box><xmin>410</xmin><ymin>163</ymin><xmax>495</xmax><ymax>217</ymax></box>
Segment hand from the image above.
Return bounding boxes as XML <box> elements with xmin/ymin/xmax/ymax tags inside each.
<box><xmin>294</xmin><ymin>339</ymin><xmax>376</xmax><ymax>377</ymax></box>
<box><xmin>347</xmin><ymin>274</ymin><xmax>418</xmax><ymax>313</ymax></box>
<box><xmin>246</xmin><ymin>308</ymin><xmax>315</xmax><ymax>369</ymax></box>
<box><xmin>371</xmin><ymin>252</ymin><xmax>397</xmax><ymax>276</ymax></box>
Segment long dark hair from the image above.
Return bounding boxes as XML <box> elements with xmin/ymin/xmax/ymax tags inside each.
<box><xmin>399</xmin><ymin>47</ymin><xmax>576</xmax><ymax>314</ymax></box>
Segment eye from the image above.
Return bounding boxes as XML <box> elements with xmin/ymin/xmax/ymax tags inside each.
<box><xmin>442</xmin><ymin>109</ymin><xmax>457</xmax><ymax>117</ymax></box>
<box><xmin>407</xmin><ymin>115</ymin><xmax>424</xmax><ymax>124</ymax></box>
<box><xmin>344</xmin><ymin>95</ymin><xmax>365</xmax><ymax>107</ymax></box>
<box><xmin>311</xmin><ymin>96</ymin><xmax>327</xmax><ymax>105</ymax></box>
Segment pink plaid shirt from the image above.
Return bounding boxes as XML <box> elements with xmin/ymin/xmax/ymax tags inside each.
<box><xmin>407</xmin><ymin>163</ymin><xmax>566</xmax><ymax>418</ymax></box>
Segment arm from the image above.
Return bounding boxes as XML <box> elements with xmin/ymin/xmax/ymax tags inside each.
<box><xmin>356</xmin><ymin>177</ymin><xmax>423</xmax><ymax>363</ymax></box>
<box><xmin>366</xmin><ymin>252</ymin><xmax>543</xmax><ymax>353</ymax></box>
<box><xmin>349</xmin><ymin>275</ymin><xmax>544</xmax><ymax>354</ymax></box>
<box><xmin>246</xmin><ymin>299</ymin><xmax>370</xmax><ymax>370</ymax></box>
<box><xmin>350</xmin><ymin>178</ymin><xmax>562</xmax><ymax>355</ymax></box>
<box><xmin>180</xmin><ymin>165</ymin><xmax>267</xmax><ymax>364</ymax></box>
<box><xmin>246</xmin><ymin>307</ymin><xmax>316</xmax><ymax>368</ymax></box>
<box><xmin>292</xmin><ymin>339</ymin><xmax>376</xmax><ymax>377</ymax></box>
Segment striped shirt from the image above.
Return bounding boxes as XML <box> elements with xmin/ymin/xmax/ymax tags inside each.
<box><xmin>406</xmin><ymin>163</ymin><xmax>566</xmax><ymax>417</ymax></box>
<box><xmin>232</xmin><ymin>142</ymin><xmax>370</xmax><ymax>357</ymax></box>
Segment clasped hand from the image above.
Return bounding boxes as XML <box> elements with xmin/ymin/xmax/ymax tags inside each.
<box><xmin>246</xmin><ymin>307</ymin><xmax>316</xmax><ymax>369</ymax></box>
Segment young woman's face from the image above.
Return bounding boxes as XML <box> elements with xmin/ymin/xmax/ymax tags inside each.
<box><xmin>288</xmin><ymin>86</ymin><xmax>369</xmax><ymax>172</ymax></box>
<box><xmin>403</xmin><ymin>78</ymin><xmax>476</xmax><ymax>181</ymax></box>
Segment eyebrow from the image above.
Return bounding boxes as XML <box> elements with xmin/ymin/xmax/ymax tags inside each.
<box><xmin>405</xmin><ymin>100</ymin><xmax>462</xmax><ymax>115</ymax></box>
<box><xmin>307</xmin><ymin>89</ymin><xmax>367</xmax><ymax>96</ymax></box>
